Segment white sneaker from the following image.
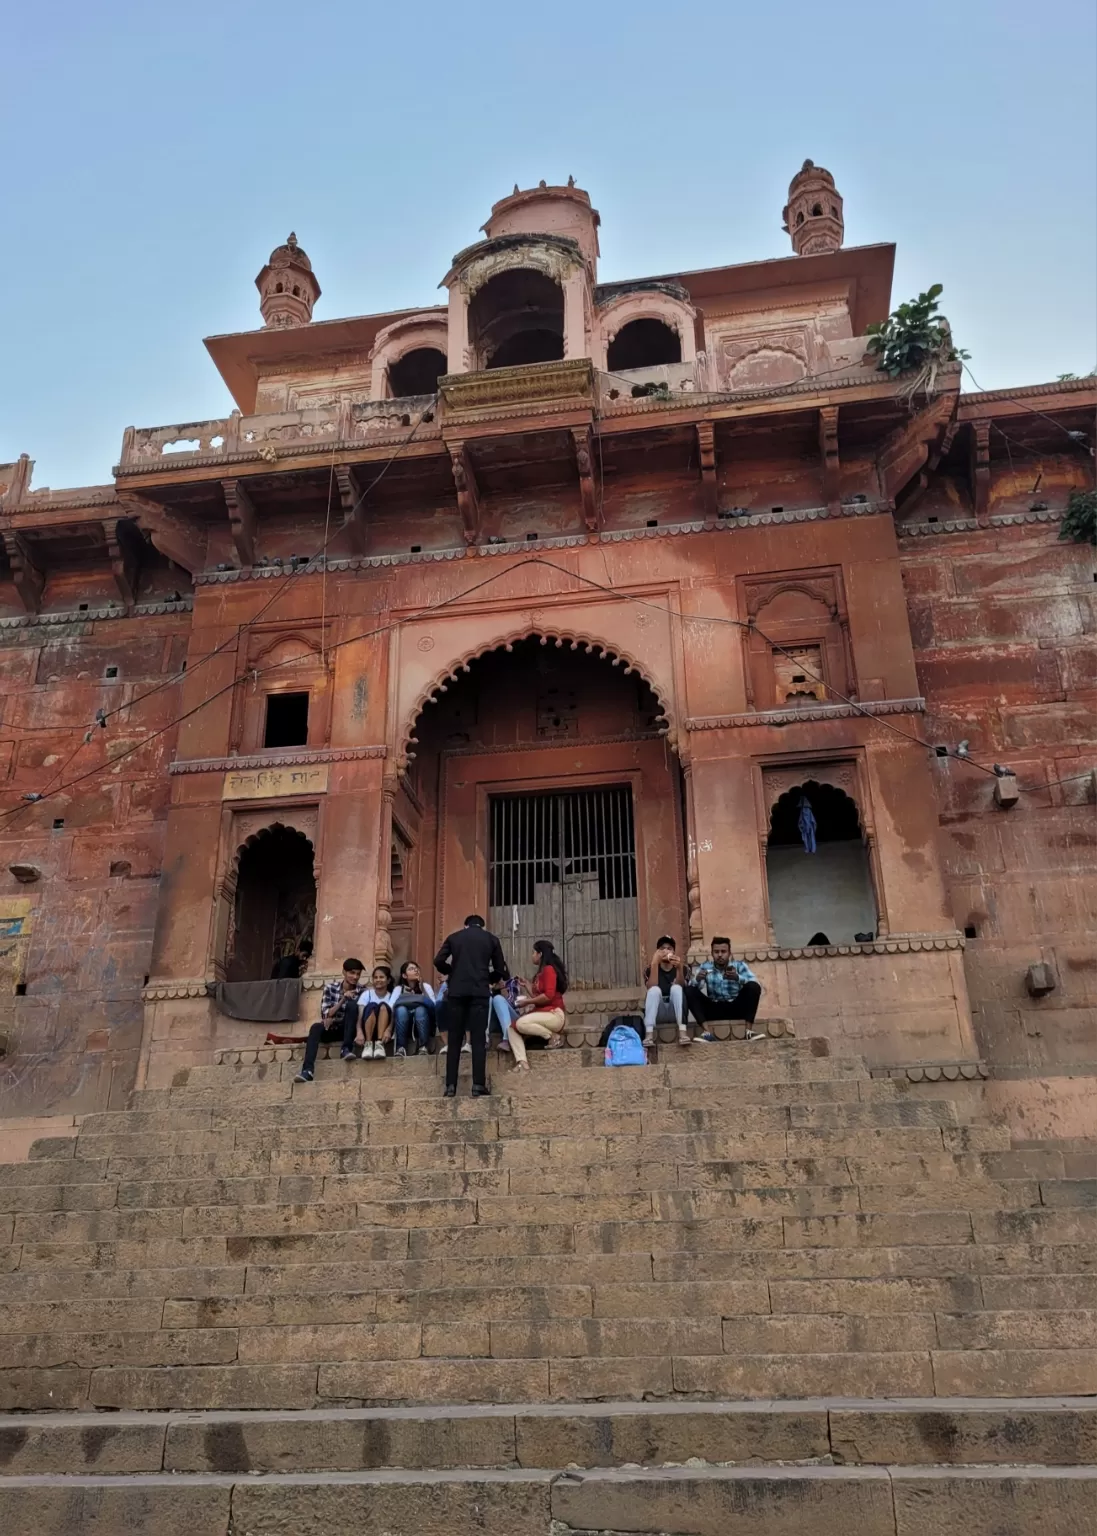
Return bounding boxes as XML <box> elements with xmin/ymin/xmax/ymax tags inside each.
<box><xmin>461</xmin><ymin>1041</ymin><xmax>471</xmax><ymax>1054</ymax></box>
<box><xmin>439</xmin><ymin>1041</ymin><xmax>448</xmax><ymax>1054</ymax></box>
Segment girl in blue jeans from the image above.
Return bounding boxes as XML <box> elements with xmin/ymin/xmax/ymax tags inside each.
<box><xmin>392</xmin><ymin>961</ymin><xmax>437</xmax><ymax>1057</ymax></box>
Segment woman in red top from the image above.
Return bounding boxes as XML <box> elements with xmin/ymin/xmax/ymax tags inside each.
<box><xmin>509</xmin><ymin>940</ymin><xmax>568</xmax><ymax>1071</ymax></box>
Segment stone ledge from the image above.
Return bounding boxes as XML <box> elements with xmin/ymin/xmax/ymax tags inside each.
<box><xmin>899</xmin><ymin>509</ymin><xmax>1064</xmax><ymax>537</ymax></box>
<box><xmin>870</xmin><ymin>1060</ymin><xmax>990</xmax><ymax>1082</ymax></box>
<box><xmin>169</xmin><ymin>746</ymin><xmax>386</xmax><ymax>775</ymax></box>
<box><xmin>211</xmin><ymin>1016</ymin><xmax>796</xmax><ymax>1065</ymax></box>
<box><xmin>0</xmin><ymin>599</ymin><xmax>193</xmax><ymax>630</ymax></box>
<box><xmin>744</xmin><ymin>933</ymin><xmax>965</xmax><ymax>961</ymax></box>
<box><xmin>687</xmin><ymin>698</ymin><xmax>925</xmax><ymax>730</ymax></box>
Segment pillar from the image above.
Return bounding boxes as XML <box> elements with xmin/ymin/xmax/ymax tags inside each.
<box><xmin>563</xmin><ymin>271</ymin><xmax>588</xmax><ymax>361</ymax></box>
<box><xmin>688</xmin><ymin>749</ymin><xmax>770</xmax><ymax>951</ymax></box>
<box><xmin>447</xmin><ymin>286</ymin><xmax>470</xmax><ymax>374</ymax></box>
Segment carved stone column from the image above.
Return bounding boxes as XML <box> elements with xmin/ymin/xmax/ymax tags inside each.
<box><xmin>562</xmin><ymin>271</ymin><xmax>588</xmax><ymax>361</ymax></box>
<box><xmin>682</xmin><ymin>759</ymin><xmax>706</xmax><ymax>964</ymax></box>
<box><xmin>447</xmin><ymin>285</ymin><xmax>471</xmax><ymax>375</ymax></box>
<box><xmin>374</xmin><ymin>774</ymin><xmax>397</xmax><ymax>967</ymax></box>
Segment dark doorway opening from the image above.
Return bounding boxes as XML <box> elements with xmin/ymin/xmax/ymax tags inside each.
<box><xmin>228</xmin><ymin>825</ymin><xmax>316</xmax><ymax>981</ymax></box>
<box><xmin>469</xmin><ymin>268</ymin><xmax>565</xmax><ymax>369</ymax></box>
<box><xmin>264</xmin><ymin>692</ymin><xmax>309</xmax><ymax>748</ymax></box>
<box><xmin>766</xmin><ymin>780</ymin><xmax>876</xmax><ymax>946</ymax></box>
<box><xmin>388</xmin><ymin>347</ymin><xmax>448</xmax><ymax>397</ymax></box>
<box><xmin>489</xmin><ymin>785</ymin><xmax>639</xmax><ymax>988</ymax></box>
<box><xmin>607</xmin><ymin>318</ymin><xmax>682</xmax><ymax>371</ymax></box>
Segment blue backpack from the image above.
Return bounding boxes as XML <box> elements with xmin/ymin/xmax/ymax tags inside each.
<box><xmin>605</xmin><ymin>1024</ymin><xmax>647</xmax><ymax>1067</ymax></box>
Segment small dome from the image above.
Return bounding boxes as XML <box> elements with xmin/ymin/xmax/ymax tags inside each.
<box><xmin>266</xmin><ymin>232</ymin><xmax>313</xmax><ymax>272</ymax></box>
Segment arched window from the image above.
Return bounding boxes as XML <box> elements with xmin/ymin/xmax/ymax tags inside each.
<box><xmin>468</xmin><ymin>268</ymin><xmax>564</xmax><ymax>369</ymax></box>
<box><xmin>766</xmin><ymin>781</ymin><xmax>877</xmax><ymax>946</ymax></box>
<box><xmin>607</xmin><ymin>318</ymin><xmax>682</xmax><ymax>372</ymax></box>
<box><xmin>812</xmin><ymin>203</ymin><xmax>823</xmax><ymax>216</ymax></box>
<box><xmin>388</xmin><ymin>347</ymin><xmax>448</xmax><ymax>397</ymax></box>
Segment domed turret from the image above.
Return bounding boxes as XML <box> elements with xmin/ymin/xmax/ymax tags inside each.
<box><xmin>481</xmin><ymin>181</ymin><xmax>601</xmax><ymax>275</ymax></box>
<box><xmin>782</xmin><ymin>162</ymin><xmax>844</xmax><ymax>257</ymax></box>
<box><xmin>255</xmin><ymin>233</ymin><xmax>321</xmax><ymax>329</ymax></box>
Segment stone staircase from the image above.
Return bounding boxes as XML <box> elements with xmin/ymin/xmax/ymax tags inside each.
<box><xmin>1</xmin><ymin>1039</ymin><xmax>1093</xmax><ymax>1533</ymax></box>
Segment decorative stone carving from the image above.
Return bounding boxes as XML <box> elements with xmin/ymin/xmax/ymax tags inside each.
<box><xmin>782</xmin><ymin>161</ymin><xmax>844</xmax><ymax>256</ymax></box>
<box><xmin>255</xmin><ymin>233</ymin><xmax>320</xmax><ymax>329</ymax></box>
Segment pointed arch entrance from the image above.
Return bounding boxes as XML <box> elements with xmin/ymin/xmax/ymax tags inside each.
<box><xmin>765</xmin><ymin>779</ymin><xmax>877</xmax><ymax>947</ymax></box>
<box><xmin>397</xmin><ymin>635</ymin><xmax>685</xmax><ymax>992</ymax></box>
<box><xmin>225</xmin><ymin>823</ymin><xmax>316</xmax><ymax>981</ymax></box>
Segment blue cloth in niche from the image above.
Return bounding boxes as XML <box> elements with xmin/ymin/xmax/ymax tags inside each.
<box><xmin>798</xmin><ymin>796</ymin><xmax>818</xmax><ymax>854</ymax></box>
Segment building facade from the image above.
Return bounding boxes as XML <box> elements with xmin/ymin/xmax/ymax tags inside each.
<box><xmin>1</xmin><ymin>167</ymin><xmax>1093</xmax><ymax>1131</ymax></box>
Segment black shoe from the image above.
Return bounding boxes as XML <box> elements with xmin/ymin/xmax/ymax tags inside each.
<box><xmin>443</xmin><ymin>1085</ymin><xmax>456</xmax><ymax>1098</ymax></box>
<box><xmin>471</xmin><ymin>1084</ymin><xmax>491</xmax><ymax>1097</ymax></box>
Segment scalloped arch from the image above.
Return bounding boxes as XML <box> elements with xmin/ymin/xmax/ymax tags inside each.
<box><xmin>232</xmin><ymin>820</ymin><xmax>315</xmax><ymax>873</ymax></box>
<box><xmin>398</xmin><ymin>626</ymin><xmax>677</xmax><ymax>768</ymax></box>
<box><xmin>597</xmin><ymin>290</ymin><xmax>697</xmax><ymax>361</ymax></box>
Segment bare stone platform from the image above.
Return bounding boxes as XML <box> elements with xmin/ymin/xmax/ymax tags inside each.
<box><xmin>1</xmin><ymin>1039</ymin><xmax>1094</xmax><ymax>1532</ymax></box>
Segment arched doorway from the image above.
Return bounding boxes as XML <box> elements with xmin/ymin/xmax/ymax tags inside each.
<box><xmin>766</xmin><ymin>781</ymin><xmax>877</xmax><ymax>946</ymax></box>
<box><xmin>403</xmin><ymin>636</ymin><xmax>683</xmax><ymax>992</ymax></box>
<box><xmin>227</xmin><ymin>824</ymin><xmax>316</xmax><ymax>981</ymax></box>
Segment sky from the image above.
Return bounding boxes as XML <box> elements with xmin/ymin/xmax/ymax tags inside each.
<box><xmin>2</xmin><ymin>0</ymin><xmax>1094</xmax><ymax>492</ymax></box>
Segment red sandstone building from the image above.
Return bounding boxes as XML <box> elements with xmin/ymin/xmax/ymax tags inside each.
<box><xmin>1</xmin><ymin>166</ymin><xmax>1093</xmax><ymax>1134</ymax></box>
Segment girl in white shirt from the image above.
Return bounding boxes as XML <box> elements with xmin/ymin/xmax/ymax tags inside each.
<box><xmin>356</xmin><ymin>965</ymin><xmax>396</xmax><ymax>1059</ymax></box>
<box><xmin>392</xmin><ymin>961</ymin><xmax>437</xmax><ymax>1057</ymax></box>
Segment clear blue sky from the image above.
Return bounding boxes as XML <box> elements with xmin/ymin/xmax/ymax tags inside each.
<box><xmin>2</xmin><ymin>0</ymin><xmax>1094</xmax><ymax>491</ymax></box>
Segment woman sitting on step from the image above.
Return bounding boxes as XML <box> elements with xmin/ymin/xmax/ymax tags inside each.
<box><xmin>356</xmin><ymin>965</ymin><xmax>396</xmax><ymax>1058</ymax></box>
<box><xmin>508</xmin><ymin>940</ymin><xmax>568</xmax><ymax>1071</ymax></box>
<box><xmin>392</xmin><ymin>961</ymin><xmax>437</xmax><ymax>1057</ymax></box>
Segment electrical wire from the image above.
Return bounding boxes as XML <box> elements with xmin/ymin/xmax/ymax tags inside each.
<box><xmin>962</xmin><ymin>364</ymin><xmax>1095</xmax><ymax>454</ymax></box>
<box><xmin>4</xmin><ymin>550</ymin><xmax>1089</xmax><ymax>826</ymax></box>
<box><xmin>3</xmin><ymin>398</ymin><xmax>439</xmax><ymax>785</ymax></box>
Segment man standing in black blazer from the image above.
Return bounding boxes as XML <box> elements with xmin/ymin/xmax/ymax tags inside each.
<box><xmin>434</xmin><ymin>915</ymin><xmax>507</xmax><ymax>1098</ymax></box>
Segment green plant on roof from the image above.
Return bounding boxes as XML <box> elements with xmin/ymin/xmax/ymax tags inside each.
<box><xmin>866</xmin><ymin>284</ymin><xmax>969</xmax><ymax>399</ymax></box>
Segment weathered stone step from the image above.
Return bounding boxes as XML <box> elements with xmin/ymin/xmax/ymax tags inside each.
<box><xmin>4</xmin><ymin>1461</ymin><xmax>1094</xmax><ymax>1536</ymax></box>
<box><xmin>8</xmin><ymin>1339</ymin><xmax>1097</xmax><ymax>1413</ymax></box>
<box><xmin>1</xmin><ymin>1397</ymin><xmax>1092</xmax><ymax>1474</ymax></box>
<box><xmin>3</xmin><ymin>1151</ymin><xmax>1066</xmax><ymax>1215</ymax></box>
<box><xmin>5</xmin><ymin>1242</ymin><xmax>1094</xmax><ymax>1305</ymax></box>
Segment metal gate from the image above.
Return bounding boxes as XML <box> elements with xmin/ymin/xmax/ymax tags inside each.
<box><xmin>489</xmin><ymin>786</ymin><xmax>639</xmax><ymax>989</ymax></box>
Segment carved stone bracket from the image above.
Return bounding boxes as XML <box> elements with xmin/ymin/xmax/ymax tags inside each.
<box><xmin>448</xmin><ymin>442</ymin><xmax>481</xmax><ymax>546</ymax></box>
<box><xmin>819</xmin><ymin>406</ymin><xmax>840</xmax><ymax>513</ymax></box>
<box><xmin>222</xmin><ymin>479</ymin><xmax>257</xmax><ymax>568</ymax></box>
<box><xmin>571</xmin><ymin>426</ymin><xmax>600</xmax><ymax>531</ymax></box>
<box><xmin>969</xmin><ymin>420</ymin><xmax>991</xmax><ymax>518</ymax></box>
<box><xmin>102</xmin><ymin>516</ymin><xmax>144</xmax><ymax>608</ymax></box>
<box><xmin>876</xmin><ymin>393</ymin><xmax>957</xmax><ymax>504</ymax></box>
<box><xmin>2</xmin><ymin>531</ymin><xmax>44</xmax><ymax>614</ymax></box>
<box><xmin>696</xmin><ymin>422</ymin><xmax>718</xmax><ymax>519</ymax></box>
<box><xmin>117</xmin><ymin>492</ymin><xmax>205</xmax><ymax>577</ymax></box>
<box><xmin>335</xmin><ymin>464</ymin><xmax>365</xmax><ymax>554</ymax></box>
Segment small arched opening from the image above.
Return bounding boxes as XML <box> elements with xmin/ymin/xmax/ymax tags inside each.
<box><xmin>388</xmin><ymin>347</ymin><xmax>448</xmax><ymax>397</ymax></box>
<box><xmin>766</xmin><ymin>781</ymin><xmax>877</xmax><ymax>946</ymax></box>
<box><xmin>607</xmin><ymin>317</ymin><xmax>682</xmax><ymax>372</ymax></box>
<box><xmin>227</xmin><ymin>824</ymin><xmax>316</xmax><ymax>981</ymax></box>
<box><xmin>469</xmin><ymin>269</ymin><xmax>565</xmax><ymax>370</ymax></box>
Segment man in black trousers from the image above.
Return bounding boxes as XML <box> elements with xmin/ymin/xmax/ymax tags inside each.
<box><xmin>434</xmin><ymin>915</ymin><xmax>507</xmax><ymax>1098</ymax></box>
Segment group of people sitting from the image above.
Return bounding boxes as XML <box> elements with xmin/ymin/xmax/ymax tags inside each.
<box><xmin>287</xmin><ymin>918</ymin><xmax>762</xmax><ymax>1097</ymax></box>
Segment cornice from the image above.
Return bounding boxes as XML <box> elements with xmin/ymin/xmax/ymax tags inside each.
<box><xmin>599</xmin><ymin>365</ymin><xmax>949</xmax><ymax>418</ymax></box>
<box><xmin>898</xmin><ymin>509</ymin><xmax>1065</xmax><ymax>538</ymax></box>
<box><xmin>144</xmin><ymin>973</ymin><xmax>333</xmax><ymax>1002</ymax></box>
<box><xmin>743</xmin><ymin>932</ymin><xmax>966</xmax><ymax>961</ymax></box>
<box><xmin>687</xmin><ymin>698</ymin><xmax>925</xmax><ymax>730</ymax></box>
<box><xmin>959</xmin><ymin>376</ymin><xmax>1096</xmax><ymax>408</ymax></box>
<box><xmin>170</xmin><ymin>745</ymin><xmax>387</xmax><ymax>775</ymax></box>
<box><xmin>0</xmin><ymin>598</ymin><xmax>193</xmax><ymax>631</ymax></box>
<box><xmin>4</xmin><ymin>486</ymin><xmax>121</xmax><ymax>514</ymax></box>
<box><xmin>871</xmin><ymin>1059</ymin><xmax>989</xmax><ymax>1082</ymax></box>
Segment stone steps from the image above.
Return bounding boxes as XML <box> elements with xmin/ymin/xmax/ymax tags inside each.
<box><xmin>3</xmin><ymin>1042</ymin><xmax>1092</xmax><ymax>1528</ymax></box>
<box><xmin>2</xmin><ymin>1398</ymin><xmax>1093</xmax><ymax>1472</ymax></box>
<box><xmin>3</xmin><ymin>1462</ymin><xmax>1095</xmax><ymax>1536</ymax></box>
